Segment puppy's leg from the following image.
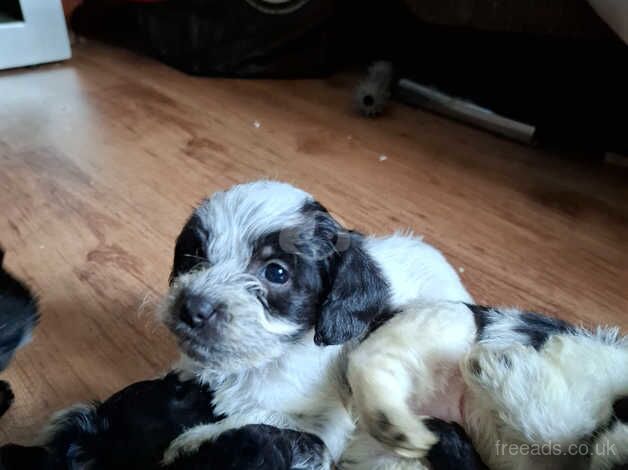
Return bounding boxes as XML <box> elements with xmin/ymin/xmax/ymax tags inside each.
<box><xmin>163</xmin><ymin>411</ymin><xmax>294</xmax><ymax>464</ymax></box>
<box><xmin>590</xmin><ymin>397</ymin><xmax>628</xmax><ymax>470</ymax></box>
<box><xmin>168</xmin><ymin>424</ymin><xmax>334</xmax><ymax>470</ymax></box>
<box><xmin>346</xmin><ymin>301</ymin><xmax>475</xmax><ymax>459</ymax></box>
<box><xmin>463</xmin><ymin>333</ymin><xmax>628</xmax><ymax>446</ymax></box>
<box><xmin>0</xmin><ymin>380</ymin><xmax>14</xmax><ymax>417</ymax></box>
<box><xmin>590</xmin><ymin>422</ymin><xmax>628</xmax><ymax>470</ymax></box>
<box><xmin>423</xmin><ymin>418</ymin><xmax>488</xmax><ymax>470</ymax></box>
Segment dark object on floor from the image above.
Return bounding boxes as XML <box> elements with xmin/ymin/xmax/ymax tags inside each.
<box><xmin>425</xmin><ymin>418</ymin><xmax>488</xmax><ymax>470</ymax></box>
<box><xmin>397</xmin><ymin>78</ymin><xmax>536</xmax><ymax>144</ymax></box>
<box><xmin>354</xmin><ymin>61</ymin><xmax>394</xmax><ymax>117</ymax></box>
<box><xmin>0</xmin><ymin>247</ymin><xmax>39</xmax><ymax>418</ymax></box>
<box><xmin>71</xmin><ymin>0</ymin><xmax>337</xmax><ymax>77</ymax></box>
<box><xmin>395</xmin><ymin>27</ymin><xmax>628</xmax><ymax>155</ymax></box>
<box><xmin>169</xmin><ymin>424</ymin><xmax>332</xmax><ymax>470</ymax></box>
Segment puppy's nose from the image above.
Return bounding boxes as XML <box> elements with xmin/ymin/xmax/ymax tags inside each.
<box><xmin>180</xmin><ymin>295</ymin><xmax>215</xmax><ymax>328</ymax></box>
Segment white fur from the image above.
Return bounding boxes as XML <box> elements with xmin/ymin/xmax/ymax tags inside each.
<box><xmin>197</xmin><ymin>180</ymin><xmax>311</xmax><ymax>267</ymax></box>
<box><xmin>364</xmin><ymin>233</ymin><xmax>473</xmax><ymax>307</ymax></box>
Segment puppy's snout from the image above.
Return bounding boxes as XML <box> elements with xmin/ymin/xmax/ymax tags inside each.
<box><xmin>180</xmin><ymin>294</ymin><xmax>216</xmax><ymax>328</ymax></box>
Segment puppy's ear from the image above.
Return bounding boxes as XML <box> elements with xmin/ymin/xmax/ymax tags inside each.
<box><xmin>169</xmin><ymin>213</ymin><xmax>209</xmax><ymax>284</ymax></box>
<box><xmin>315</xmin><ymin>234</ymin><xmax>390</xmax><ymax>346</ymax></box>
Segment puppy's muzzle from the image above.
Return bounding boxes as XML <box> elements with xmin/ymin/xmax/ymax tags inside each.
<box><xmin>179</xmin><ymin>293</ymin><xmax>219</xmax><ymax>328</ymax></box>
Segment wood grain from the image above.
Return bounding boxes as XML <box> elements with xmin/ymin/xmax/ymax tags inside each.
<box><xmin>0</xmin><ymin>41</ymin><xmax>626</xmax><ymax>443</ymax></box>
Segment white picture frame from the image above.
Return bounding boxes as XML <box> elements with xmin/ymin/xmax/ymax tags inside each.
<box><xmin>0</xmin><ymin>0</ymin><xmax>71</xmax><ymax>70</ymax></box>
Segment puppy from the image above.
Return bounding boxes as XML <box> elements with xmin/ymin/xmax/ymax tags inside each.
<box><xmin>334</xmin><ymin>301</ymin><xmax>628</xmax><ymax>470</ymax></box>
<box><xmin>0</xmin><ymin>373</ymin><xmax>332</xmax><ymax>470</ymax></box>
<box><xmin>0</xmin><ymin>372</ymin><xmax>217</xmax><ymax>469</ymax></box>
<box><xmin>0</xmin><ymin>247</ymin><xmax>39</xmax><ymax>417</ymax></box>
<box><xmin>158</xmin><ymin>180</ymin><xmax>472</xmax><ymax>466</ymax></box>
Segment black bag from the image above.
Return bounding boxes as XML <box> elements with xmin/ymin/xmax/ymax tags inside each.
<box><xmin>72</xmin><ymin>0</ymin><xmax>337</xmax><ymax>77</ymax></box>
<box><xmin>136</xmin><ymin>0</ymin><xmax>337</xmax><ymax>77</ymax></box>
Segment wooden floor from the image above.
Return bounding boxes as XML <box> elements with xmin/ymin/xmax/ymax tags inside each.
<box><xmin>0</xmin><ymin>41</ymin><xmax>627</xmax><ymax>443</ymax></box>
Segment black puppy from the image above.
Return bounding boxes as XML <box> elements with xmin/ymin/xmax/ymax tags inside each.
<box><xmin>0</xmin><ymin>373</ymin><xmax>330</xmax><ymax>470</ymax></box>
<box><xmin>0</xmin><ymin>373</ymin><xmax>218</xmax><ymax>469</ymax></box>
<box><xmin>0</xmin><ymin>248</ymin><xmax>39</xmax><ymax>417</ymax></box>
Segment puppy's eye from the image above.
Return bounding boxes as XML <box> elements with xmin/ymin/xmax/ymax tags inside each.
<box><xmin>263</xmin><ymin>262</ymin><xmax>290</xmax><ymax>284</ymax></box>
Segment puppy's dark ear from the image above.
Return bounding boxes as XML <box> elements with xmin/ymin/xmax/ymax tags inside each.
<box><xmin>169</xmin><ymin>213</ymin><xmax>208</xmax><ymax>284</ymax></box>
<box><xmin>315</xmin><ymin>234</ymin><xmax>389</xmax><ymax>346</ymax></box>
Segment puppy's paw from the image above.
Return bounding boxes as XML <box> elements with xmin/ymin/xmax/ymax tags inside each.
<box><xmin>424</xmin><ymin>418</ymin><xmax>487</xmax><ymax>470</ymax></box>
<box><xmin>163</xmin><ymin>423</ymin><xmax>222</xmax><ymax>465</ymax></box>
<box><xmin>364</xmin><ymin>410</ymin><xmax>438</xmax><ymax>459</ymax></box>
<box><xmin>0</xmin><ymin>381</ymin><xmax>15</xmax><ymax>417</ymax></box>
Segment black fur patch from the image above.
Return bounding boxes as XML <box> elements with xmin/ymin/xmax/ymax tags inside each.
<box><xmin>614</xmin><ymin>396</ymin><xmax>628</xmax><ymax>423</ymax></box>
<box><xmin>375</xmin><ymin>410</ymin><xmax>392</xmax><ymax>431</ymax></box>
<box><xmin>362</xmin><ymin>310</ymin><xmax>398</xmax><ymax>341</ymax></box>
<box><xmin>424</xmin><ymin>418</ymin><xmax>488</xmax><ymax>470</ymax></box>
<box><xmin>468</xmin><ymin>304</ymin><xmax>575</xmax><ymax>350</ymax></box>
<box><xmin>514</xmin><ymin>312</ymin><xmax>574</xmax><ymax>350</ymax></box>
<box><xmin>0</xmin><ymin>249</ymin><xmax>39</xmax><ymax>418</ymax></box>
<box><xmin>466</xmin><ymin>304</ymin><xmax>492</xmax><ymax>339</ymax></box>
<box><xmin>169</xmin><ymin>213</ymin><xmax>209</xmax><ymax>284</ymax></box>
<box><xmin>169</xmin><ymin>424</ymin><xmax>330</xmax><ymax>470</ymax></box>
<box><xmin>0</xmin><ymin>381</ymin><xmax>14</xmax><ymax>417</ymax></box>
<box><xmin>0</xmin><ymin>252</ymin><xmax>39</xmax><ymax>371</ymax></box>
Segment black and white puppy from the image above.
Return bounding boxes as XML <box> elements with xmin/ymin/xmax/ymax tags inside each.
<box><xmin>0</xmin><ymin>373</ymin><xmax>331</xmax><ymax>470</ymax></box>
<box><xmin>0</xmin><ymin>247</ymin><xmax>39</xmax><ymax>417</ymax></box>
<box><xmin>159</xmin><ymin>180</ymin><xmax>472</xmax><ymax>466</ymax></box>
<box><xmin>335</xmin><ymin>300</ymin><xmax>628</xmax><ymax>470</ymax></box>
<box><xmin>0</xmin><ymin>372</ymin><xmax>217</xmax><ymax>469</ymax></box>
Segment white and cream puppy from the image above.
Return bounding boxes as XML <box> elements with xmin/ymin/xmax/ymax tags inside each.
<box><xmin>336</xmin><ymin>300</ymin><xmax>628</xmax><ymax>470</ymax></box>
<box><xmin>158</xmin><ymin>180</ymin><xmax>472</xmax><ymax>467</ymax></box>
